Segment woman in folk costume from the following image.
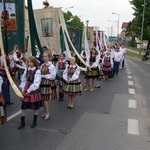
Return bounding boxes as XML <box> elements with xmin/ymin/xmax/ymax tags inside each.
<box><xmin>56</xmin><ymin>53</ymin><xmax>67</xmax><ymax>101</ymax></box>
<box><xmin>0</xmin><ymin>76</ymin><xmax>7</xmax><ymax>126</ymax></box>
<box><xmin>63</xmin><ymin>57</ymin><xmax>82</xmax><ymax>109</ymax></box>
<box><xmin>18</xmin><ymin>56</ymin><xmax>41</xmax><ymax>129</ymax></box>
<box><xmin>85</xmin><ymin>48</ymin><xmax>99</xmax><ymax>92</ymax></box>
<box><xmin>12</xmin><ymin>45</ymin><xmax>24</xmax><ymax>79</ymax></box>
<box><xmin>102</xmin><ymin>51</ymin><xmax>113</xmax><ymax>80</ymax></box>
<box><xmin>40</xmin><ymin>51</ymin><xmax>57</xmax><ymax>120</ymax></box>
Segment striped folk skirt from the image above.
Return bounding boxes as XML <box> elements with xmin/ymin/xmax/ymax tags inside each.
<box><xmin>63</xmin><ymin>80</ymin><xmax>82</xmax><ymax>96</ymax></box>
<box><xmin>20</xmin><ymin>82</ymin><xmax>41</xmax><ymax>110</ymax></box>
<box><xmin>40</xmin><ymin>79</ymin><xmax>57</xmax><ymax>101</ymax></box>
<box><xmin>0</xmin><ymin>94</ymin><xmax>7</xmax><ymax>126</ymax></box>
<box><xmin>86</xmin><ymin>67</ymin><xmax>99</xmax><ymax>79</ymax></box>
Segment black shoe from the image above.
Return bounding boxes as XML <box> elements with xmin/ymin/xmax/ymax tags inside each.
<box><xmin>18</xmin><ymin>116</ymin><xmax>25</xmax><ymax>129</ymax></box>
<box><xmin>70</xmin><ymin>106</ymin><xmax>74</xmax><ymax>109</ymax></box>
<box><xmin>66</xmin><ymin>105</ymin><xmax>71</xmax><ymax>108</ymax></box>
<box><xmin>95</xmin><ymin>85</ymin><xmax>100</xmax><ymax>88</ymax></box>
<box><xmin>31</xmin><ymin>115</ymin><xmax>37</xmax><ymax>128</ymax></box>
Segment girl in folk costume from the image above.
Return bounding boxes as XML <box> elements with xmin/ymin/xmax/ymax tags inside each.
<box><xmin>85</xmin><ymin>48</ymin><xmax>99</xmax><ymax>92</ymax></box>
<box><xmin>18</xmin><ymin>56</ymin><xmax>41</xmax><ymax>129</ymax></box>
<box><xmin>63</xmin><ymin>57</ymin><xmax>82</xmax><ymax>109</ymax></box>
<box><xmin>40</xmin><ymin>51</ymin><xmax>57</xmax><ymax>120</ymax></box>
<box><xmin>0</xmin><ymin>76</ymin><xmax>7</xmax><ymax>126</ymax></box>
<box><xmin>56</xmin><ymin>53</ymin><xmax>67</xmax><ymax>101</ymax></box>
<box><xmin>102</xmin><ymin>51</ymin><xmax>113</xmax><ymax>80</ymax></box>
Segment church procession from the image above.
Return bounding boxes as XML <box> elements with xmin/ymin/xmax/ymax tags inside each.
<box><xmin>0</xmin><ymin>0</ymin><xmax>127</xmax><ymax>129</ymax></box>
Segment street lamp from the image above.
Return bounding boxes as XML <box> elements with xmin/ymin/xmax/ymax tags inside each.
<box><xmin>108</xmin><ymin>20</ymin><xmax>113</xmax><ymax>36</ymax></box>
<box><xmin>86</xmin><ymin>20</ymin><xmax>89</xmax><ymax>37</ymax></box>
<box><xmin>112</xmin><ymin>12</ymin><xmax>120</xmax><ymax>36</ymax></box>
<box><xmin>106</xmin><ymin>27</ymin><xmax>110</xmax><ymax>37</ymax></box>
<box><xmin>63</xmin><ymin>6</ymin><xmax>74</xmax><ymax>12</ymax></box>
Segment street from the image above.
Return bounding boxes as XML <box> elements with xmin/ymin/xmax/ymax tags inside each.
<box><xmin>0</xmin><ymin>56</ymin><xmax>150</xmax><ymax>150</ymax></box>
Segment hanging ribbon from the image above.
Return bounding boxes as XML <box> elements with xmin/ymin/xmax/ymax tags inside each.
<box><xmin>0</xmin><ymin>20</ymin><xmax>24</xmax><ymax>98</ymax></box>
<box><xmin>84</xmin><ymin>27</ymin><xmax>90</xmax><ymax>60</ymax></box>
<box><xmin>58</xmin><ymin>9</ymin><xmax>87</xmax><ymax>71</ymax></box>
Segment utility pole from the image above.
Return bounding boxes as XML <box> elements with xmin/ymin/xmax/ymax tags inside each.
<box><xmin>140</xmin><ymin>0</ymin><xmax>146</xmax><ymax>55</ymax></box>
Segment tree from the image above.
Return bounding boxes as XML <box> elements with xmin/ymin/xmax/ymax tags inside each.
<box><xmin>129</xmin><ymin>0</ymin><xmax>150</xmax><ymax>40</ymax></box>
<box><xmin>64</xmin><ymin>11</ymin><xmax>84</xmax><ymax>27</ymax></box>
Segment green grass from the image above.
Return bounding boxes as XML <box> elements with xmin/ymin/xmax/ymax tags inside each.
<box><xmin>126</xmin><ymin>50</ymin><xmax>142</xmax><ymax>59</ymax></box>
<box><xmin>126</xmin><ymin>46</ymin><xmax>142</xmax><ymax>53</ymax></box>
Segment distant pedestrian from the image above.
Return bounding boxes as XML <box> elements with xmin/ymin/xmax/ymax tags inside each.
<box><xmin>113</xmin><ymin>47</ymin><xmax>121</xmax><ymax>76</ymax></box>
<box><xmin>119</xmin><ymin>45</ymin><xmax>126</xmax><ymax>69</ymax></box>
<box><xmin>102</xmin><ymin>51</ymin><xmax>113</xmax><ymax>80</ymax></box>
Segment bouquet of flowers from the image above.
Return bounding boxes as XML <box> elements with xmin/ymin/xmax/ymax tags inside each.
<box><xmin>43</xmin><ymin>1</ymin><xmax>50</xmax><ymax>8</ymax></box>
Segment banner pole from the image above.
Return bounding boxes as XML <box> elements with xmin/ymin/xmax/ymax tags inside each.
<box><xmin>3</xmin><ymin>0</ymin><xmax>13</xmax><ymax>105</ymax></box>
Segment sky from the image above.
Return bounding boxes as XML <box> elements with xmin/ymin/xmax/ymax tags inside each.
<box><xmin>27</xmin><ymin>0</ymin><xmax>134</xmax><ymax>37</ymax></box>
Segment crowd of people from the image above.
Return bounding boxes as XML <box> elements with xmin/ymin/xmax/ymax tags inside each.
<box><xmin>0</xmin><ymin>42</ymin><xmax>126</xmax><ymax>129</ymax></box>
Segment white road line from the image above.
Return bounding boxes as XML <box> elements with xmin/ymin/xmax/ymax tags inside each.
<box><xmin>128</xmin><ymin>119</ymin><xmax>139</xmax><ymax>135</ymax></box>
<box><xmin>126</xmin><ymin>68</ymin><xmax>130</xmax><ymax>71</ymax></box>
<box><xmin>7</xmin><ymin>110</ymin><xmax>21</xmax><ymax>121</ymax></box>
<box><xmin>128</xmin><ymin>75</ymin><xmax>132</xmax><ymax>79</ymax></box>
<box><xmin>128</xmin><ymin>81</ymin><xmax>134</xmax><ymax>86</ymax></box>
<box><xmin>127</xmin><ymin>71</ymin><xmax>131</xmax><ymax>74</ymax></box>
<box><xmin>128</xmin><ymin>99</ymin><xmax>137</xmax><ymax>108</ymax></box>
<box><xmin>129</xmin><ymin>88</ymin><xmax>135</xmax><ymax>94</ymax></box>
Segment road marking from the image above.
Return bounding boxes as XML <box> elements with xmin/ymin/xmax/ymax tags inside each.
<box><xmin>128</xmin><ymin>99</ymin><xmax>137</xmax><ymax>108</ymax></box>
<box><xmin>128</xmin><ymin>81</ymin><xmax>134</xmax><ymax>86</ymax></box>
<box><xmin>128</xmin><ymin>75</ymin><xmax>132</xmax><ymax>79</ymax></box>
<box><xmin>129</xmin><ymin>88</ymin><xmax>135</xmax><ymax>94</ymax></box>
<box><xmin>7</xmin><ymin>110</ymin><xmax>21</xmax><ymax>121</ymax></box>
<box><xmin>127</xmin><ymin>71</ymin><xmax>131</xmax><ymax>74</ymax></box>
<box><xmin>126</xmin><ymin>68</ymin><xmax>130</xmax><ymax>71</ymax></box>
<box><xmin>128</xmin><ymin>119</ymin><xmax>139</xmax><ymax>135</ymax></box>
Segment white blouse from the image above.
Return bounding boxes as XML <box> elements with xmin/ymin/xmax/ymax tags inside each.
<box><xmin>13</xmin><ymin>50</ymin><xmax>23</xmax><ymax>62</ymax></box>
<box><xmin>55</xmin><ymin>59</ymin><xmax>68</xmax><ymax>71</ymax></box>
<box><xmin>86</xmin><ymin>55</ymin><xmax>100</xmax><ymax>68</ymax></box>
<box><xmin>63</xmin><ymin>65</ymin><xmax>80</xmax><ymax>82</ymax></box>
<box><xmin>19</xmin><ymin>67</ymin><xmax>41</xmax><ymax>93</ymax></box>
<box><xmin>113</xmin><ymin>52</ymin><xmax>122</xmax><ymax>62</ymax></box>
<box><xmin>102</xmin><ymin>55</ymin><xmax>113</xmax><ymax>68</ymax></box>
<box><xmin>40</xmin><ymin>61</ymin><xmax>57</xmax><ymax>80</ymax></box>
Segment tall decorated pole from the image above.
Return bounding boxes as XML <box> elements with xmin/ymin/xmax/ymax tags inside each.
<box><xmin>2</xmin><ymin>0</ymin><xmax>11</xmax><ymax>104</ymax></box>
<box><xmin>0</xmin><ymin>1</ymin><xmax>24</xmax><ymax>99</ymax></box>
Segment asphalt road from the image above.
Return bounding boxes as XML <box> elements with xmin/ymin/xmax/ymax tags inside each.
<box><xmin>0</xmin><ymin>56</ymin><xmax>150</xmax><ymax>150</ymax></box>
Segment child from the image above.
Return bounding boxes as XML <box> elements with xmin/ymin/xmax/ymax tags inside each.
<box><xmin>85</xmin><ymin>49</ymin><xmax>99</xmax><ymax>91</ymax></box>
<box><xmin>18</xmin><ymin>56</ymin><xmax>41</xmax><ymax>129</ymax></box>
<box><xmin>40</xmin><ymin>51</ymin><xmax>57</xmax><ymax>120</ymax></box>
<box><xmin>56</xmin><ymin>53</ymin><xmax>67</xmax><ymax>101</ymax></box>
<box><xmin>0</xmin><ymin>76</ymin><xmax>7</xmax><ymax>126</ymax></box>
<box><xmin>63</xmin><ymin>57</ymin><xmax>82</xmax><ymax>109</ymax></box>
